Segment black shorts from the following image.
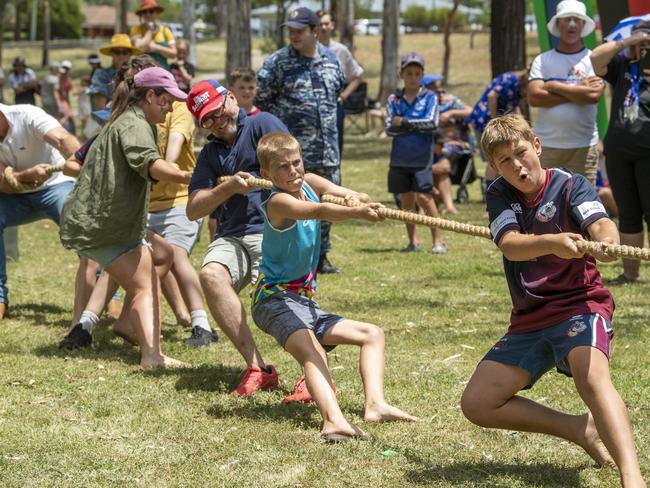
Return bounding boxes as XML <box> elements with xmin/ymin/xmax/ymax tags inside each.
<box><xmin>388</xmin><ymin>165</ymin><xmax>433</xmax><ymax>194</ymax></box>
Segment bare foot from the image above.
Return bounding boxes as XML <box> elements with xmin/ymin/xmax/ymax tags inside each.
<box><xmin>105</xmin><ymin>298</ymin><xmax>123</xmax><ymax>321</ymax></box>
<box><xmin>175</xmin><ymin>314</ymin><xmax>191</xmax><ymax>328</ymax></box>
<box><xmin>578</xmin><ymin>412</ymin><xmax>616</xmax><ymax>469</ymax></box>
<box><xmin>112</xmin><ymin>320</ymin><xmax>138</xmax><ymax>346</ymax></box>
<box><xmin>140</xmin><ymin>354</ymin><xmax>190</xmax><ymax>369</ymax></box>
<box><xmin>442</xmin><ymin>207</ymin><xmax>459</xmax><ymax>215</ymax></box>
<box><xmin>364</xmin><ymin>402</ymin><xmax>420</xmax><ymax>423</ymax></box>
<box><xmin>321</xmin><ymin>419</ymin><xmax>366</xmax><ymax>441</ymax></box>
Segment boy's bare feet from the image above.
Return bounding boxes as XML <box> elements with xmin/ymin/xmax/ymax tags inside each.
<box><xmin>577</xmin><ymin>412</ymin><xmax>616</xmax><ymax>469</ymax></box>
<box><xmin>364</xmin><ymin>402</ymin><xmax>420</xmax><ymax>423</ymax></box>
<box><xmin>321</xmin><ymin>419</ymin><xmax>366</xmax><ymax>443</ymax></box>
<box><xmin>112</xmin><ymin>320</ymin><xmax>138</xmax><ymax>346</ymax></box>
<box><xmin>140</xmin><ymin>354</ymin><xmax>190</xmax><ymax>369</ymax></box>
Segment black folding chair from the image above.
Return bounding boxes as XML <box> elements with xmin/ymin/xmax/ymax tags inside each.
<box><xmin>342</xmin><ymin>81</ymin><xmax>369</xmax><ymax>133</ymax></box>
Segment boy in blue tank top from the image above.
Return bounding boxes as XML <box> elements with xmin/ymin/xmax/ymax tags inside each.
<box><xmin>460</xmin><ymin>114</ymin><xmax>644</xmax><ymax>487</ymax></box>
<box><xmin>252</xmin><ymin>132</ymin><xmax>418</xmax><ymax>443</ymax></box>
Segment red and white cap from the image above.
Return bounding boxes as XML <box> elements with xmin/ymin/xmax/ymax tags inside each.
<box><xmin>186</xmin><ymin>80</ymin><xmax>230</xmax><ymax>125</ymax></box>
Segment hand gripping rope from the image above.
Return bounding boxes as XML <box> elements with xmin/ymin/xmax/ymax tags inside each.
<box><xmin>218</xmin><ymin>176</ymin><xmax>650</xmax><ymax>262</ymax></box>
<box><xmin>3</xmin><ymin>164</ymin><xmax>65</xmax><ymax>192</ymax></box>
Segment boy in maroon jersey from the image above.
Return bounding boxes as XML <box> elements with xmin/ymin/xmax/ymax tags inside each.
<box><xmin>461</xmin><ymin>114</ymin><xmax>644</xmax><ymax>487</ymax></box>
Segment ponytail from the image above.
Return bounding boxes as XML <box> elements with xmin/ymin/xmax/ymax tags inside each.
<box><xmin>108</xmin><ymin>54</ymin><xmax>158</xmax><ymax>125</ymax></box>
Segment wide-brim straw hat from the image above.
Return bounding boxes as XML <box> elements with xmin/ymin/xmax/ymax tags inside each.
<box><xmin>136</xmin><ymin>0</ymin><xmax>164</xmax><ymax>15</ymax></box>
<box><xmin>547</xmin><ymin>0</ymin><xmax>595</xmax><ymax>38</ymax></box>
<box><xmin>99</xmin><ymin>34</ymin><xmax>142</xmax><ymax>56</ymax></box>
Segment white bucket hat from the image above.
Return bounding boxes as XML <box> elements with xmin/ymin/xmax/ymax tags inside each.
<box><xmin>547</xmin><ymin>0</ymin><xmax>595</xmax><ymax>38</ymax></box>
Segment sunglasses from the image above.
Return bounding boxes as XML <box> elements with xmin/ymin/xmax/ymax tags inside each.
<box><xmin>111</xmin><ymin>49</ymin><xmax>131</xmax><ymax>56</ymax></box>
<box><xmin>201</xmin><ymin>99</ymin><xmax>229</xmax><ymax>129</ymax></box>
<box><xmin>140</xmin><ymin>8</ymin><xmax>157</xmax><ymax>14</ymax></box>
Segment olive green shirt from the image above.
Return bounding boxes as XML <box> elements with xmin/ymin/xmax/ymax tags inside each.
<box><xmin>60</xmin><ymin>106</ymin><xmax>159</xmax><ymax>252</ymax></box>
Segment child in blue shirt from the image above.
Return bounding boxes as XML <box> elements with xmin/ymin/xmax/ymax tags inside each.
<box><xmin>460</xmin><ymin>114</ymin><xmax>644</xmax><ymax>487</ymax></box>
<box><xmin>252</xmin><ymin>131</ymin><xmax>418</xmax><ymax>443</ymax></box>
<box><xmin>386</xmin><ymin>52</ymin><xmax>446</xmax><ymax>254</ymax></box>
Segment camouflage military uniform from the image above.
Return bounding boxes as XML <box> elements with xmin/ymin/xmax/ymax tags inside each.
<box><xmin>257</xmin><ymin>44</ymin><xmax>345</xmax><ymax>257</ymax></box>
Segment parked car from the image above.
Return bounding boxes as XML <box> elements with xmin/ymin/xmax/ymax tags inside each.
<box><xmin>354</xmin><ymin>18</ymin><xmax>406</xmax><ymax>36</ymax></box>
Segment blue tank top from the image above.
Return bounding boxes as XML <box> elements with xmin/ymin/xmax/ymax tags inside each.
<box><xmin>252</xmin><ymin>181</ymin><xmax>321</xmax><ymax>305</ymax></box>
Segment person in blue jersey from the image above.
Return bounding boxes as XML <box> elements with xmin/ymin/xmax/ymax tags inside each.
<box><xmin>460</xmin><ymin>115</ymin><xmax>644</xmax><ymax>487</ymax></box>
<box><xmin>252</xmin><ymin>132</ymin><xmax>418</xmax><ymax>443</ymax></box>
<box><xmin>386</xmin><ymin>52</ymin><xmax>446</xmax><ymax>254</ymax></box>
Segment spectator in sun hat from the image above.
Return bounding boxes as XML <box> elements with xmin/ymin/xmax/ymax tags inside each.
<box><xmin>130</xmin><ymin>0</ymin><xmax>176</xmax><ymax>70</ymax></box>
<box><xmin>89</xmin><ymin>34</ymin><xmax>142</xmax><ymax>112</ymax></box>
<box><xmin>528</xmin><ymin>0</ymin><xmax>603</xmax><ymax>184</ymax></box>
<box><xmin>256</xmin><ymin>5</ymin><xmax>345</xmax><ymax>274</ymax></box>
<box><xmin>9</xmin><ymin>57</ymin><xmax>39</xmax><ymax>105</ymax></box>
<box><xmin>185</xmin><ymin>79</ymin><xmax>290</xmax><ymax>396</ymax></box>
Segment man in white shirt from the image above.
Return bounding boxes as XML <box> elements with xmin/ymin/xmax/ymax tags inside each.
<box><xmin>0</xmin><ymin>103</ymin><xmax>80</xmax><ymax>318</ymax></box>
<box><xmin>317</xmin><ymin>9</ymin><xmax>364</xmax><ymax>157</ymax></box>
<box><xmin>528</xmin><ymin>0</ymin><xmax>604</xmax><ymax>184</ymax></box>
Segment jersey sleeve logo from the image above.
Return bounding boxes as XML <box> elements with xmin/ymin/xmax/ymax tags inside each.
<box><xmin>535</xmin><ymin>201</ymin><xmax>557</xmax><ymax>223</ymax></box>
<box><xmin>490</xmin><ymin>209</ymin><xmax>518</xmax><ymax>238</ymax></box>
<box><xmin>577</xmin><ymin>200</ymin><xmax>606</xmax><ymax>220</ymax></box>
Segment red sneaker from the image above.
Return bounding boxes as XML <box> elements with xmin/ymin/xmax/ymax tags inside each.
<box><xmin>232</xmin><ymin>365</ymin><xmax>279</xmax><ymax>397</ymax></box>
<box><xmin>282</xmin><ymin>375</ymin><xmax>336</xmax><ymax>404</ymax></box>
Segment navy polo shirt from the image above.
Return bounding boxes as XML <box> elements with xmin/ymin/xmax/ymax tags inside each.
<box><xmin>189</xmin><ymin>109</ymin><xmax>288</xmax><ymax>239</ymax></box>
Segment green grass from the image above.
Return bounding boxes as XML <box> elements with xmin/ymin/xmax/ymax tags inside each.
<box><xmin>1</xmin><ymin>34</ymin><xmax>649</xmax><ymax>487</ymax></box>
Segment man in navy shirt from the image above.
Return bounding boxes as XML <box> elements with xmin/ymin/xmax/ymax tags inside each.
<box><xmin>186</xmin><ymin>80</ymin><xmax>288</xmax><ymax>396</ymax></box>
<box><xmin>460</xmin><ymin>114</ymin><xmax>644</xmax><ymax>486</ymax></box>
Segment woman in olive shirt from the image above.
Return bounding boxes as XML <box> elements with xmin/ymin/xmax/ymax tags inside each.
<box><xmin>60</xmin><ymin>67</ymin><xmax>191</xmax><ymax>368</ymax></box>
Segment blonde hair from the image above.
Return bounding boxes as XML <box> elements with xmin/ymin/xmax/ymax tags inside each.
<box><xmin>481</xmin><ymin>114</ymin><xmax>536</xmax><ymax>163</ymax></box>
<box><xmin>257</xmin><ymin>132</ymin><xmax>302</xmax><ymax>170</ymax></box>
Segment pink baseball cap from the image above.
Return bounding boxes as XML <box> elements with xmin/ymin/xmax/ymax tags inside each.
<box><xmin>187</xmin><ymin>80</ymin><xmax>229</xmax><ymax>125</ymax></box>
<box><xmin>133</xmin><ymin>67</ymin><xmax>187</xmax><ymax>100</ymax></box>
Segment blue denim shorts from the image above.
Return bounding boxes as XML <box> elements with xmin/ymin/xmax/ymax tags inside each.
<box><xmin>483</xmin><ymin>313</ymin><xmax>613</xmax><ymax>389</ymax></box>
<box><xmin>252</xmin><ymin>291</ymin><xmax>344</xmax><ymax>350</ymax></box>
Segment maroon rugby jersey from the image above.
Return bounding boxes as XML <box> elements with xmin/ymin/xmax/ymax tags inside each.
<box><xmin>487</xmin><ymin>168</ymin><xmax>614</xmax><ymax>333</ymax></box>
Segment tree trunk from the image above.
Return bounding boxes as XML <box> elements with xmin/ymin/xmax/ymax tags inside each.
<box><xmin>41</xmin><ymin>0</ymin><xmax>49</xmax><ymax>67</ymax></box>
<box><xmin>0</xmin><ymin>0</ymin><xmax>7</xmax><ymax>72</ymax></box>
<box><xmin>116</xmin><ymin>0</ymin><xmax>128</xmax><ymax>34</ymax></box>
<box><xmin>182</xmin><ymin>0</ymin><xmax>197</xmax><ymax>64</ymax></box>
<box><xmin>226</xmin><ymin>0</ymin><xmax>251</xmax><ymax>80</ymax></box>
<box><xmin>274</xmin><ymin>0</ymin><xmax>287</xmax><ymax>51</ymax></box>
<box><xmin>490</xmin><ymin>0</ymin><xmax>526</xmax><ymax>78</ymax></box>
<box><xmin>378</xmin><ymin>0</ymin><xmax>399</xmax><ymax>102</ymax></box>
<box><xmin>337</xmin><ymin>0</ymin><xmax>354</xmax><ymax>50</ymax></box>
<box><xmin>215</xmin><ymin>0</ymin><xmax>227</xmax><ymax>38</ymax></box>
<box><xmin>441</xmin><ymin>0</ymin><xmax>460</xmax><ymax>84</ymax></box>
<box><xmin>14</xmin><ymin>0</ymin><xmax>22</xmax><ymax>40</ymax></box>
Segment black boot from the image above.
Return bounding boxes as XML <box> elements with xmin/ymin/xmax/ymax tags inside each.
<box><xmin>318</xmin><ymin>254</ymin><xmax>341</xmax><ymax>274</ymax></box>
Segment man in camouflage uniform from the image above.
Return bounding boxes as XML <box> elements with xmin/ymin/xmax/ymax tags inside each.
<box><xmin>256</xmin><ymin>6</ymin><xmax>345</xmax><ymax>274</ymax></box>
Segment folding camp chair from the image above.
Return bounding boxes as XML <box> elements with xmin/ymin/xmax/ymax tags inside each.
<box><xmin>342</xmin><ymin>81</ymin><xmax>369</xmax><ymax>133</ymax></box>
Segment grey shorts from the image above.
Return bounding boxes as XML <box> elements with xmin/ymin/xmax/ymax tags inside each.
<box><xmin>252</xmin><ymin>290</ymin><xmax>344</xmax><ymax>349</ymax></box>
<box><xmin>147</xmin><ymin>205</ymin><xmax>201</xmax><ymax>254</ymax></box>
<box><xmin>202</xmin><ymin>233</ymin><xmax>263</xmax><ymax>293</ymax></box>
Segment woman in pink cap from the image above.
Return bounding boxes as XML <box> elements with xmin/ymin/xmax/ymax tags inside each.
<box><xmin>60</xmin><ymin>67</ymin><xmax>192</xmax><ymax>369</ymax></box>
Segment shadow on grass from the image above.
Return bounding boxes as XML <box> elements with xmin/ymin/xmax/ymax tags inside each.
<box><xmin>403</xmin><ymin>458</ymin><xmax>581</xmax><ymax>486</ymax></box>
<box><xmin>11</xmin><ymin>302</ymin><xmax>69</xmax><ymax>327</ymax></box>
<box><xmin>206</xmin><ymin>398</ymin><xmax>320</xmax><ymax>429</ymax></box>
<box><xmin>144</xmin><ymin>363</ymin><xmax>243</xmax><ymax>394</ymax></box>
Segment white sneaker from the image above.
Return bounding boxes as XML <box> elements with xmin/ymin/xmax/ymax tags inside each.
<box><xmin>431</xmin><ymin>243</ymin><xmax>448</xmax><ymax>255</ymax></box>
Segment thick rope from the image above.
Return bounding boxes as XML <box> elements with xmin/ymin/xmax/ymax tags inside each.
<box><xmin>4</xmin><ymin>164</ymin><xmax>65</xmax><ymax>192</ymax></box>
<box><xmin>217</xmin><ymin>176</ymin><xmax>650</xmax><ymax>261</ymax></box>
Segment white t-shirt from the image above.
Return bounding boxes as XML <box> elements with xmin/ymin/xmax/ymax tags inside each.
<box><xmin>0</xmin><ymin>103</ymin><xmax>73</xmax><ymax>192</ymax></box>
<box><xmin>529</xmin><ymin>48</ymin><xmax>599</xmax><ymax>148</ymax></box>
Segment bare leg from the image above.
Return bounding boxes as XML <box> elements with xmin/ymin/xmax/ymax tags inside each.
<box><xmin>461</xmin><ymin>360</ymin><xmax>615</xmax><ymax>468</ymax></box>
<box><xmin>415</xmin><ymin>192</ymin><xmax>443</xmax><ymax>246</ymax></box>
<box><xmin>400</xmin><ymin>192</ymin><xmax>418</xmax><ymax>246</ymax></box>
<box><xmin>200</xmin><ymin>262</ymin><xmax>265</xmax><ymax>368</ymax></box>
<box><xmin>106</xmin><ymin>245</ymin><xmax>187</xmax><ymax>369</ymax></box>
<box><xmin>322</xmin><ymin>319</ymin><xmax>419</xmax><ymax>423</ymax></box>
<box><xmin>432</xmin><ymin>159</ymin><xmax>458</xmax><ymax>214</ymax></box>
<box><xmin>169</xmin><ymin>245</ymin><xmax>205</xmax><ymax>312</ymax></box>
<box><xmin>619</xmin><ymin>232</ymin><xmax>644</xmax><ymax>281</ymax></box>
<box><xmin>284</xmin><ymin>329</ymin><xmax>365</xmax><ymax>439</ymax></box>
<box><xmin>161</xmin><ymin>271</ymin><xmax>191</xmax><ymax>327</ymax></box>
<box><xmin>72</xmin><ymin>257</ymin><xmax>100</xmax><ymax>325</ymax></box>
<box><xmin>569</xmin><ymin>346</ymin><xmax>645</xmax><ymax>487</ymax></box>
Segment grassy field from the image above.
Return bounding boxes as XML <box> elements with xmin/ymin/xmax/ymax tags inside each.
<box><xmin>0</xmin><ymin>34</ymin><xmax>648</xmax><ymax>487</ymax></box>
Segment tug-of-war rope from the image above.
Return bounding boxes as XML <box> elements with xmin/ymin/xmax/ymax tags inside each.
<box><xmin>4</xmin><ymin>164</ymin><xmax>65</xmax><ymax>193</ymax></box>
<box><xmin>219</xmin><ymin>175</ymin><xmax>650</xmax><ymax>262</ymax></box>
